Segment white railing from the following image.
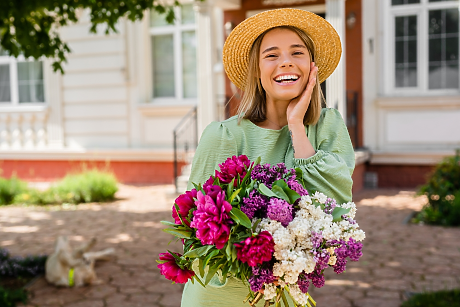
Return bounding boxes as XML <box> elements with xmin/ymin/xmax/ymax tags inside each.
<box><xmin>0</xmin><ymin>111</ymin><xmax>48</xmax><ymax>149</ymax></box>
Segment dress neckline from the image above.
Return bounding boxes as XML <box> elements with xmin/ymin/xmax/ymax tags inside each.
<box><xmin>244</xmin><ymin>118</ymin><xmax>289</xmax><ymax>132</ymax></box>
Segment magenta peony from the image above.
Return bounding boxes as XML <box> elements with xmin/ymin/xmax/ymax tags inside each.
<box><xmin>172</xmin><ymin>189</ymin><xmax>197</xmax><ymax>226</ymax></box>
<box><xmin>157</xmin><ymin>252</ymin><xmax>195</xmax><ymax>284</ymax></box>
<box><xmin>203</xmin><ymin>183</ymin><xmax>223</xmax><ymax>200</ymax></box>
<box><xmin>190</xmin><ymin>189</ymin><xmax>232</xmax><ymax>249</ymax></box>
<box><xmin>234</xmin><ymin>231</ymin><xmax>275</xmax><ymax>267</ymax></box>
<box><xmin>215</xmin><ymin>155</ymin><xmax>251</xmax><ymax>185</ymax></box>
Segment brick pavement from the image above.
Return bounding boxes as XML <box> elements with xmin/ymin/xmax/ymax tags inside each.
<box><xmin>1</xmin><ymin>185</ymin><xmax>459</xmax><ymax>307</ymax></box>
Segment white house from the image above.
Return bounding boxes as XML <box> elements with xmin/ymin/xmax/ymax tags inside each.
<box><xmin>0</xmin><ymin>0</ymin><xmax>458</xmax><ymax>190</ymax></box>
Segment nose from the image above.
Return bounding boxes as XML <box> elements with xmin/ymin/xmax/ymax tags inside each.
<box><xmin>280</xmin><ymin>54</ymin><xmax>294</xmax><ymax>68</ymax></box>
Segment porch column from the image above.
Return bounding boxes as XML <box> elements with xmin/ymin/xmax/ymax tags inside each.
<box><xmin>325</xmin><ymin>0</ymin><xmax>346</xmax><ymax>120</ymax></box>
<box><xmin>194</xmin><ymin>0</ymin><xmax>217</xmax><ymax>135</ymax></box>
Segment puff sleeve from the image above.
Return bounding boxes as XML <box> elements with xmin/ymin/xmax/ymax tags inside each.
<box><xmin>292</xmin><ymin>108</ymin><xmax>355</xmax><ymax>203</ymax></box>
<box><xmin>187</xmin><ymin>121</ymin><xmax>238</xmax><ymax>190</ymax></box>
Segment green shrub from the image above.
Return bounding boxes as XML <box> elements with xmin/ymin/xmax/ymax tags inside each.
<box><xmin>2</xmin><ymin>169</ymin><xmax>118</xmax><ymax>206</ymax></box>
<box><xmin>0</xmin><ymin>177</ymin><xmax>28</xmax><ymax>206</ymax></box>
<box><xmin>415</xmin><ymin>151</ymin><xmax>460</xmax><ymax>226</ymax></box>
<box><xmin>45</xmin><ymin>170</ymin><xmax>118</xmax><ymax>204</ymax></box>
<box><xmin>0</xmin><ymin>287</ymin><xmax>28</xmax><ymax>307</ymax></box>
<box><xmin>401</xmin><ymin>289</ymin><xmax>460</xmax><ymax>307</ymax></box>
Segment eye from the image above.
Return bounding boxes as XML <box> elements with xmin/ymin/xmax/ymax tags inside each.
<box><xmin>265</xmin><ymin>54</ymin><xmax>278</xmax><ymax>58</ymax></box>
<box><xmin>293</xmin><ymin>51</ymin><xmax>304</xmax><ymax>55</ymax></box>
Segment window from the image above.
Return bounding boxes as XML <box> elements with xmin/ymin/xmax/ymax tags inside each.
<box><xmin>0</xmin><ymin>48</ymin><xmax>45</xmax><ymax>104</ymax></box>
<box><xmin>387</xmin><ymin>0</ymin><xmax>459</xmax><ymax>94</ymax></box>
<box><xmin>149</xmin><ymin>4</ymin><xmax>197</xmax><ymax>101</ymax></box>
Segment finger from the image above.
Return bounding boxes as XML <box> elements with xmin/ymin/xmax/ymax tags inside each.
<box><xmin>300</xmin><ymin>66</ymin><xmax>317</xmax><ymax>100</ymax></box>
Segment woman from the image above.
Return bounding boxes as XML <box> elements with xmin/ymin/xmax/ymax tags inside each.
<box><xmin>181</xmin><ymin>8</ymin><xmax>354</xmax><ymax>307</ymax></box>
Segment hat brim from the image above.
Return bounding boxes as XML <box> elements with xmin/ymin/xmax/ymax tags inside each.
<box><xmin>223</xmin><ymin>8</ymin><xmax>342</xmax><ymax>90</ymax></box>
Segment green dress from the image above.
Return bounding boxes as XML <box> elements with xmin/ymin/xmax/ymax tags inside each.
<box><xmin>181</xmin><ymin>108</ymin><xmax>355</xmax><ymax>307</ymax></box>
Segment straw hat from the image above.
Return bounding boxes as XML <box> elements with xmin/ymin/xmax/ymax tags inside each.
<box><xmin>223</xmin><ymin>8</ymin><xmax>342</xmax><ymax>90</ymax></box>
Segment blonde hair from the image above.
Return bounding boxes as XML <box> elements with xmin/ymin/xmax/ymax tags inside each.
<box><xmin>237</xmin><ymin>26</ymin><xmax>325</xmax><ymax>126</ymax></box>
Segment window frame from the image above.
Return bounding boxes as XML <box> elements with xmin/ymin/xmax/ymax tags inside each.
<box><xmin>0</xmin><ymin>54</ymin><xmax>47</xmax><ymax>106</ymax></box>
<box><xmin>383</xmin><ymin>0</ymin><xmax>460</xmax><ymax>96</ymax></box>
<box><xmin>148</xmin><ymin>4</ymin><xmax>198</xmax><ymax>105</ymax></box>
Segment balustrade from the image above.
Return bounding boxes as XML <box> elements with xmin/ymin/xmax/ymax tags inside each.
<box><xmin>0</xmin><ymin>112</ymin><xmax>48</xmax><ymax>149</ymax></box>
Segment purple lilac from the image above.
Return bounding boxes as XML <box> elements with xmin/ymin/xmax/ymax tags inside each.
<box><xmin>323</xmin><ymin>198</ymin><xmax>337</xmax><ymax>214</ymax></box>
<box><xmin>333</xmin><ymin>257</ymin><xmax>347</xmax><ymax>274</ymax></box>
<box><xmin>307</xmin><ymin>270</ymin><xmax>325</xmax><ymax>288</ymax></box>
<box><xmin>287</xmin><ymin>177</ymin><xmax>309</xmax><ymax>196</ymax></box>
<box><xmin>266</xmin><ymin>198</ymin><xmax>293</xmax><ymax>226</ymax></box>
<box><xmin>248</xmin><ymin>266</ymin><xmax>277</xmax><ymax>292</ymax></box>
<box><xmin>310</xmin><ymin>231</ymin><xmax>323</xmax><ymax>249</ymax></box>
<box><xmin>241</xmin><ymin>191</ymin><xmax>268</xmax><ymax>219</ymax></box>
<box><xmin>251</xmin><ymin>163</ymin><xmax>292</xmax><ymax>187</ymax></box>
<box><xmin>312</xmin><ymin>249</ymin><xmax>330</xmax><ymax>271</ymax></box>
<box><xmin>298</xmin><ymin>272</ymin><xmax>310</xmax><ymax>293</ymax></box>
<box><xmin>347</xmin><ymin>238</ymin><xmax>363</xmax><ymax>261</ymax></box>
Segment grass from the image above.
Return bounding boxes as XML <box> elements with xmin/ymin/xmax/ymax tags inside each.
<box><xmin>401</xmin><ymin>289</ymin><xmax>460</xmax><ymax>307</ymax></box>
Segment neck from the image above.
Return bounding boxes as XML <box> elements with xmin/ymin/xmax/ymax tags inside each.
<box><xmin>262</xmin><ymin>96</ymin><xmax>289</xmax><ymax>129</ymax></box>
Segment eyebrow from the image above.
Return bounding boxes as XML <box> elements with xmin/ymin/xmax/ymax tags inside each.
<box><xmin>261</xmin><ymin>44</ymin><xmax>307</xmax><ymax>54</ymax></box>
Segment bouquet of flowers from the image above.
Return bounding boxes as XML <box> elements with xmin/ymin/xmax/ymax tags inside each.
<box><xmin>157</xmin><ymin>155</ymin><xmax>365</xmax><ymax>307</ymax></box>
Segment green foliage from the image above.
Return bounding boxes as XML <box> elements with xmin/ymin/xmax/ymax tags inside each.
<box><xmin>0</xmin><ymin>286</ymin><xmax>28</xmax><ymax>307</ymax></box>
<box><xmin>0</xmin><ymin>0</ymin><xmax>204</xmax><ymax>73</ymax></box>
<box><xmin>400</xmin><ymin>289</ymin><xmax>460</xmax><ymax>307</ymax></box>
<box><xmin>415</xmin><ymin>151</ymin><xmax>460</xmax><ymax>226</ymax></box>
<box><xmin>45</xmin><ymin>170</ymin><xmax>118</xmax><ymax>204</ymax></box>
<box><xmin>2</xmin><ymin>169</ymin><xmax>118</xmax><ymax>205</ymax></box>
<box><xmin>0</xmin><ymin>177</ymin><xmax>27</xmax><ymax>206</ymax></box>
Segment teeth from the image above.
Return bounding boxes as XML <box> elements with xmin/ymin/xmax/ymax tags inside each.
<box><xmin>275</xmin><ymin>75</ymin><xmax>299</xmax><ymax>81</ymax></box>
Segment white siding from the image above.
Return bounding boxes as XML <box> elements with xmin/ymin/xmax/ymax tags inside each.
<box><xmin>60</xmin><ymin>17</ymin><xmax>130</xmax><ymax>149</ymax></box>
<box><xmin>64</xmin><ymin>103</ymin><xmax>127</xmax><ymax>119</ymax></box>
<box><xmin>64</xmin><ymin>86</ymin><xmax>128</xmax><ymax>104</ymax></box>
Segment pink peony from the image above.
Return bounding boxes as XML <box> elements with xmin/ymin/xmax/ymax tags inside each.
<box><xmin>172</xmin><ymin>189</ymin><xmax>197</xmax><ymax>226</ymax></box>
<box><xmin>203</xmin><ymin>183</ymin><xmax>222</xmax><ymax>199</ymax></box>
<box><xmin>215</xmin><ymin>155</ymin><xmax>251</xmax><ymax>185</ymax></box>
<box><xmin>234</xmin><ymin>231</ymin><xmax>275</xmax><ymax>267</ymax></box>
<box><xmin>157</xmin><ymin>252</ymin><xmax>195</xmax><ymax>284</ymax></box>
<box><xmin>190</xmin><ymin>189</ymin><xmax>232</xmax><ymax>249</ymax></box>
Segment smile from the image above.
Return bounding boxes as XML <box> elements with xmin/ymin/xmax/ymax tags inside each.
<box><xmin>274</xmin><ymin>74</ymin><xmax>300</xmax><ymax>84</ymax></box>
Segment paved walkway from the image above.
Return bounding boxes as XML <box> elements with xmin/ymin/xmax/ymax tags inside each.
<box><xmin>1</xmin><ymin>185</ymin><xmax>459</xmax><ymax>307</ymax></box>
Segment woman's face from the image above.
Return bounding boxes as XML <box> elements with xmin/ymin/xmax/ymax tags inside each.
<box><xmin>259</xmin><ymin>28</ymin><xmax>311</xmax><ymax>102</ymax></box>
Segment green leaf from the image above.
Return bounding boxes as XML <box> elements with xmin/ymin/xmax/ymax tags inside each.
<box><xmin>331</xmin><ymin>207</ymin><xmax>351</xmax><ymax>222</ymax></box>
<box><xmin>162</xmin><ymin>228</ymin><xmax>191</xmax><ymax>239</ymax></box>
<box><xmin>183</xmin><ymin>245</ymin><xmax>214</xmax><ymax>258</ymax></box>
<box><xmin>254</xmin><ymin>156</ymin><xmax>262</xmax><ymax>165</ymax></box>
<box><xmin>221</xmin><ymin>264</ymin><xmax>230</xmax><ymax>284</ymax></box>
<box><xmin>272</xmin><ymin>185</ymin><xmax>290</xmax><ymax>202</ymax></box>
<box><xmin>193</xmin><ymin>274</ymin><xmax>206</xmax><ymax>288</ymax></box>
<box><xmin>258</xmin><ymin>183</ymin><xmax>278</xmax><ymax>198</ymax></box>
<box><xmin>227</xmin><ymin>178</ymin><xmax>235</xmax><ymax>197</ymax></box>
<box><xmin>229</xmin><ymin>208</ymin><xmax>252</xmax><ymax>229</ymax></box>
<box><xmin>192</xmin><ymin>182</ymin><xmax>202</xmax><ymax>193</ymax></box>
<box><xmin>273</xmin><ymin>180</ymin><xmax>300</xmax><ymax>204</ymax></box>
<box><xmin>225</xmin><ymin>242</ymin><xmax>232</xmax><ymax>261</ymax></box>
<box><xmin>199</xmin><ymin>258</ymin><xmax>205</xmax><ymax>278</ymax></box>
<box><xmin>160</xmin><ymin>220</ymin><xmax>178</xmax><ymax>227</ymax></box>
<box><xmin>201</xmin><ymin>249</ymin><xmax>219</xmax><ymax>273</ymax></box>
<box><xmin>252</xmin><ymin>218</ymin><xmax>261</xmax><ymax>233</ymax></box>
<box><xmin>205</xmin><ymin>265</ymin><xmax>220</xmax><ymax>285</ymax></box>
<box><xmin>174</xmin><ymin>203</ymin><xmax>185</xmax><ymax>225</ymax></box>
<box><xmin>229</xmin><ymin>188</ymin><xmax>241</xmax><ymax>203</ymax></box>
<box><xmin>231</xmin><ymin>245</ymin><xmax>237</xmax><ymax>262</ymax></box>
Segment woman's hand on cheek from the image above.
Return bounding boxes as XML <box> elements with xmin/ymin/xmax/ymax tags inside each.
<box><xmin>286</xmin><ymin>62</ymin><xmax>318</xmax><ymax>126</ymax></box>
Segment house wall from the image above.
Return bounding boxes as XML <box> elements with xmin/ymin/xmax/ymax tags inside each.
<box><xmin>0</xmin><ymin>11</ymin><xmax>193</xmax><ymax>184</ymax></box>
<box><xmin>362</xmin><ymin>0</ymin><xmax>460</xmax><ymax>188</ymax></box>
